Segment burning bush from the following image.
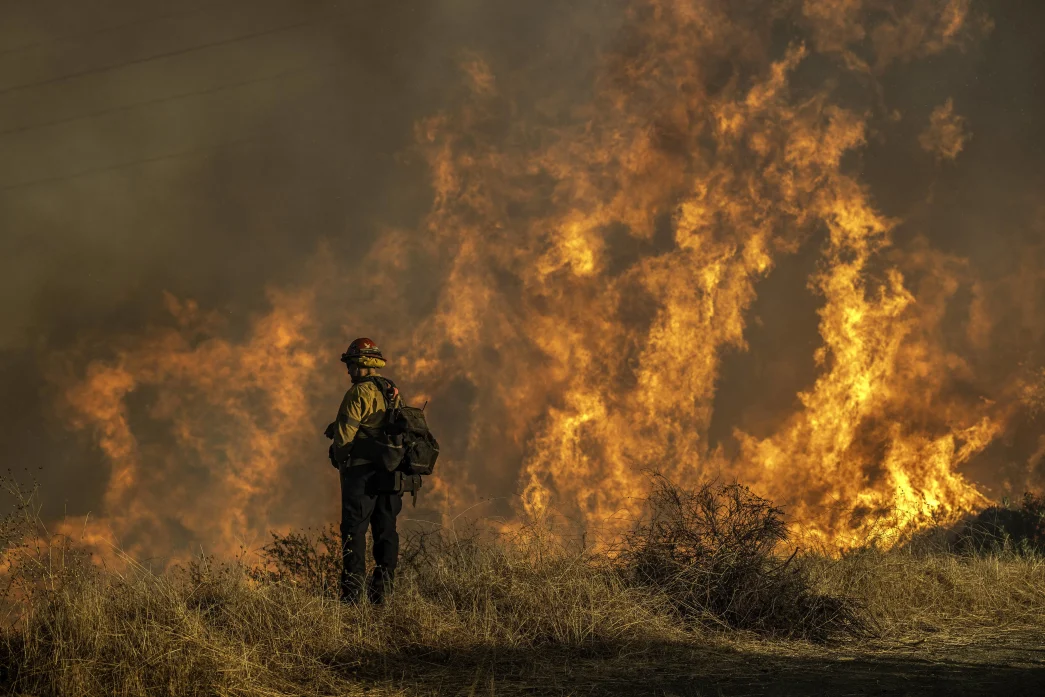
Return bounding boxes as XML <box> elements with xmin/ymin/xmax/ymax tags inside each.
<box><xmin>617</xmin><ymin>476</ymin><xmax>867</xmax><ymax>640</ymax></box>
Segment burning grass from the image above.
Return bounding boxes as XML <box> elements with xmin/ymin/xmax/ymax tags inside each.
<box><xmin>1</xmin><ymin>480</ymin><xmax>1043</xmax><ymax>696</ymax></box>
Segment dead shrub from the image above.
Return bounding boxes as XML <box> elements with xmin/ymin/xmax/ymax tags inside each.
<box><xmin>248</xmin><ymin>525</ymin><xmax>342</xmax><ymax>598</ymax></box>
<box><xmin>953</xmin><ymin>492</ymin><xmax>1045</xmax><ymax>555</ymax></box>
<box><xmin>617</xmin><ymin>475</ymin><xmax>868</xmax><ymax>640</ymax></box>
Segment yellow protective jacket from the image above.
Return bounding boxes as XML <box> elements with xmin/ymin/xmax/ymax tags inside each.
<box><xmin>330</xmin><ymin>377</ymin><xmax>398</xmax><ymax>466</ymax></box>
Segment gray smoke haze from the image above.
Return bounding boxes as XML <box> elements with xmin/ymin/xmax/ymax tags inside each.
<box><xmin>0</xmin><ymin>0</ymin><xmax>616</xmax><ymax>522</ymax></box>
<box><xmin>1</xmin><ymin>0</ymin><xmax>1043</xmax><ymax>554</ymax></box>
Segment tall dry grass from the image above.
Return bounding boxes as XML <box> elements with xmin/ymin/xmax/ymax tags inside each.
<box><xmin>2</xmin><ymin>531</ymin><xmax>687</xmax><ymax>695</ymax></box>
<box><xmin>0</xmin><ymin>477</ymin><xmax>1042</xmax><ymax>696</ymax></box>
<box><xmin>808</xmin><ymin>547</ymin><xmax>1045</xmax><ymax>635</ymax></box>
<box><xmin>807</xmin><ymin>491</ymin><xmax>1045</xmax><ymax>636</ymax></box>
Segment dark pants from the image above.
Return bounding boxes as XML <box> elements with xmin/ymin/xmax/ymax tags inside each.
<box><xmin>339</xmin><ymin>462</ymin><xmax>403</xmax><ymax>602</ymax></box>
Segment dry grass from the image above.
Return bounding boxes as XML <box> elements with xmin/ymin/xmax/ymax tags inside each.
<box><xmin>0</xmin><ymin>479</ymin><xmax>1043</xmax><ymax>696</ymax></box>
<box><xmin>0</xmin><ymin>498</ymin><xmax>691</xmax><ymax>696</ymax></box>
<box><xmin>807</xmin><ymin>547</ymin><xmax>1045</xmax><ymax>635</ymax></box>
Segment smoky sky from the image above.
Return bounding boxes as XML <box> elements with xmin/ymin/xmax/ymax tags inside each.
<box><xmin>0</xmin><ymin>0</ymin><xmax>614</xmax><ymax>521</ymax></box>
<box><xmin>0</xmin><ymin>0</ymin><xmax>1043</xmax><ymax>532</ymax></box>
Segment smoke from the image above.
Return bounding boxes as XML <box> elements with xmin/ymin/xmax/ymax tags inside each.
<box><xmin>2</xmin><ymin>0</ymin><xmax>1044</xmax><ymax>558</ymax></box>
<box><xmin>919</xmin><ymin>99</ymin><xmax>970</xmax><ymax>161</ymax></box>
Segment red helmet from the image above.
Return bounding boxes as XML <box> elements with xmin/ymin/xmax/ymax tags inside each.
<box><xmin>341</xmin><ymin>337</ymin><xmax>385</xmax><ymax>364</ymax></box>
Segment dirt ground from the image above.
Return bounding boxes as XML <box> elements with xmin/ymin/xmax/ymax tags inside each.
<box><xmin>335</xmin><ymin>627</ymin><xmax>1045</xmax><ymax>697</ymax></box>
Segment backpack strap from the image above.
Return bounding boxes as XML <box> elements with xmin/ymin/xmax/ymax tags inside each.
<box><xmin>361</xmin><ymin>376</ymin><xmax>399</xmax><ymax>411</ymax></box>
<box><xmin>356</xmin><ymin>377</ymin><xmax>401</xmax><ymax>442</ymax></box>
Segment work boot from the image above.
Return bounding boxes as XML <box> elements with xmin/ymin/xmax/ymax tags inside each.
<box><xmin>340</xmin><ymin>572</ymin><xmax>366</xmax><ymax>605</ymax></box>
<box><xmin>367</xmin><ymin>566</ymin><xmax>395</xmax><ymax>605</ymax></box>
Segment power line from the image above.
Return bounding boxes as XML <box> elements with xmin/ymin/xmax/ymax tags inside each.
<box><xmin>0</xmin><ymin>135</ymin><xmax>267</xmax><ymax>195</ymax></box>
<box><xmin>0</xmin><ymin>60</ymin><xmax>334</xmax><ymax>138</ymax></box>
<box><xmin>0</xmin><ymin>9</ymin><xmax>341</xmax><ymax>99</ymax></box>
<box><xmin>0</xmin><ymin>0</ymin><xmax>245</xmax><ymax>58</ymax></box>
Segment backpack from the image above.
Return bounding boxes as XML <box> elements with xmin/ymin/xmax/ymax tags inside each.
<box><xmin>358</xmin><ymin>376</ymin><xmax>440</xmax><ymax>479</ymax></box>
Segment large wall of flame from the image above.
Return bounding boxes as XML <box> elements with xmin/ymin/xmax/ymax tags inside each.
<box><xmin>2</xmin><ymin>0</ymin><xmax>1044</xmax><ymax>558</ymax></box>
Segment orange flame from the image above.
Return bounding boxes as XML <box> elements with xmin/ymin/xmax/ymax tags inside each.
<box><xmin>57</xmin><ymin>288</ymin><xmax>322</xmax><ymax>559</ymax></box>
<box><xmin>56</xmin><ymin>1</ymin><xmax>1023</xmax><ymax>558</ymax></box>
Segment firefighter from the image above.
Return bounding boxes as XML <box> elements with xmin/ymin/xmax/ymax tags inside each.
<box><xmin>324</xmin><ymin>337</ymin><xmax>403</xmax><ymax>605</ymax></box>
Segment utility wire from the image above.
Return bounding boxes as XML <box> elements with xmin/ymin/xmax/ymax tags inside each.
<box><xmin>0</xmin><ymin>134</ymin><xmax>267</xmax><ymax>195</ymax></box>
<box><xmin>0</xmin><ymin>9</ymin><xmax>342</xmax><ymax>99</ymax></box>
<box><xmin>0</xmin><ymin>60</ymin><xmax>335</xmax><ymax>138</ymax></box>
<box><xmin>0</xmin><ymin>0</ymin><xmax>248</xmax><ymax>58</ymax></box>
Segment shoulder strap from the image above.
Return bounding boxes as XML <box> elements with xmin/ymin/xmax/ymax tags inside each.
<box><xmin>361</xmin><ymin>376</ymin><xmax>399</xmax><ymax>412</ymax></box>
